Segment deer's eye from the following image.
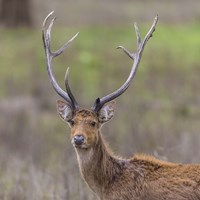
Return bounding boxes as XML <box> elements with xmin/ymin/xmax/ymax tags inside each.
<box><xmin>90</xmin><ymin>121</ymin><xmax>96</xmax><ymax>127</ymax></box>
<box><xmin>69</xmin><ymin>119</ymin><xmax>75</xmax><ymax>126</ymax></box>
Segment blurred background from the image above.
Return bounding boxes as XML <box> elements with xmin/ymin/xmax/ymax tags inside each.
<box><xmin>0</xmin><ymin>0</ymin><xmax>200</xmax><ymax>199</ymax></box>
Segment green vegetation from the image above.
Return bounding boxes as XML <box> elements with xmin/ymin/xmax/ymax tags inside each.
<box><xmin>0</xmin><ymin>22</ymin><xmax>200</xmax><ymax>199</ymax></box>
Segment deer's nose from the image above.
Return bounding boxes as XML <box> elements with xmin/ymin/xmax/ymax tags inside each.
<box><xmin>74</xmin><ymin>135</ymin><xmax>85</xmax><ymax>146</ymax></box>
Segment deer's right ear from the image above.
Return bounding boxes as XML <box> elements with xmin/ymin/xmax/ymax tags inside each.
<box><xmin>56</xmin><ymin>100</ymin><xmax>73</xmax><ymax>122</ymax></box>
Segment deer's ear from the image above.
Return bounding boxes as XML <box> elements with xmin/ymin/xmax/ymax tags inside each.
<box><xmin>56</xmin><ymin>100</ymin><xmax>73</xmax><ymax>122</ymax></box>
<box><xmin>98</xmin><ymin>101</ymin><xmax>116</xmax><ymax>124</ymax></box>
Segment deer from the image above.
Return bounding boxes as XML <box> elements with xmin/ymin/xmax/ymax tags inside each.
<box><xmin>42</xmin><ymin>12</ymin><xmax>200</xmax><ymax>200</ymax></box>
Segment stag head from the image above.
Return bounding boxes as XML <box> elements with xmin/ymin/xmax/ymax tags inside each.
<box><xmin>42</xmin><ymin>11</ymin><xmax>158</xmax><ymax>149</ymax></box>
<box><xmin>57</xmin><ymin>99</ymin><xmax>115</xmax><ymax>149</ymax></box>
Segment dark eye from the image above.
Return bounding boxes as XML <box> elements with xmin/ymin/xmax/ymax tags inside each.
<box><xmin>69</xmin><ymin>119</ymin><xmax>75</xmax><ymax>126</ymax></box>
<box><xmin>90</xmin><ymin>121</ymin><xmax>96</xmax><ymax>127</ymax></box>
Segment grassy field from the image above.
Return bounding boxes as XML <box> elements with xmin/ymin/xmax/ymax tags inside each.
<box><xmin>0</xmin><ymin>19</ymin><xmax>200</xmax><ymax>199</ymax></box>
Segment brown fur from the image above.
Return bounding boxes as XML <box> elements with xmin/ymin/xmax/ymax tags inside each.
<box><xmin>67</xmin><ymin>109</ymin><xmax>200</xmax><ymax>200</ymax></box>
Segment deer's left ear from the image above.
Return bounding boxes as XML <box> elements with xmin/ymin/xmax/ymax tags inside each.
<box><xmin>98</xmin><ymin>101</ymin><xmax>116</xmax><ymax>124</ymax></box>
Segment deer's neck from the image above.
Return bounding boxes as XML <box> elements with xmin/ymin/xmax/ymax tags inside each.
<box><xmin>75</xmin><ymin>131</ymin><xmax>126</xmax><ymax>195</ymax></box>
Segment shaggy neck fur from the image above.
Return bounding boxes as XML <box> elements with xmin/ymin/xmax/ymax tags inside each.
<box><xmin>75</xmin><ymin>131</ymin><xmax>127</xmax><ymax>197</ymax></box>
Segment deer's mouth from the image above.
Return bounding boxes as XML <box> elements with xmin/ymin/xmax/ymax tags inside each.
<box><xmin>74</xmin><ymin>144</ymin><xmax>88</xmax><ymax>149</ymax></box>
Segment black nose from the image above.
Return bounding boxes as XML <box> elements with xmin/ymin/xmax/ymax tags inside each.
<box><xmin>74</xmin><ymin>135</ymin><xmax>85</xmax><ymax>146</ymax></box>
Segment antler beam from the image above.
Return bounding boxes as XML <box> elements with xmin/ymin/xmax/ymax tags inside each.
<box><xmin>92</xmin><ymin>15</ymin><xmax>158</xmax><ymax>112</ymax></box>
<box><xmin>42</xmin><ymin>11</ymin><xmax>79</xmax><ymax>110</ymax></box>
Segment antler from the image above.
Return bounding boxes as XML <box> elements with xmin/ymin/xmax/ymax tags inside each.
<box><xmin>42</xmin><ymin>11</ymin><xmax>79</xmax><ymax>110</ymax></box>
<box><xmin>92</xmin><ymin>16</ymin><xmax>158</xmax><ymax>112</ymax></box>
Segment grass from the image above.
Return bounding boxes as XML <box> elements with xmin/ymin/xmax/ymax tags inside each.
<box><xmin>0</xmin><ymin>22</ymin><xmax>200</xmax><ymax>199</ymax></box>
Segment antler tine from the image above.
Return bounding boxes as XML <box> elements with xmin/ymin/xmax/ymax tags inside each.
<box><xmin>134</xmin><ymin>22</ymin><xmax>142</xmax><ymax>48</ymax></box>
<box><xmin>65</xmin><ymin>68</ymin><xmax>79</xmax><ymax>108</ymax></box>
<box><xmin>92</xmin><ymin>15</ymin><xmax>158</xmax><ymax>112</ymax></box>
<box><xmin>42</xmin><ymin>11</ymin><xmax>79</xmax><ymax>110</ymax></box>
<box><xmin>54</xmin><ymin>32</ymin><xmax>79</xmax><ymax>57</ymax></box>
